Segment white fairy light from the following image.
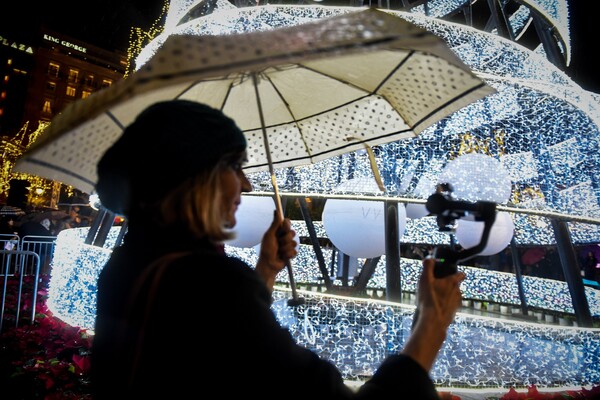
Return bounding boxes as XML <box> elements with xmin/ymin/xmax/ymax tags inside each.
<box><xmin>270</xmin><ymin>289</ymin><xmax>600</xmax><ymax>387</ymax></box>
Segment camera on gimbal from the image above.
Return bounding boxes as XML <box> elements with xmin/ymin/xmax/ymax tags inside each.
<box><xmin>425</xmin><ymin>183</ymin><xmax>497</xmax><ymax>278</ymax></box>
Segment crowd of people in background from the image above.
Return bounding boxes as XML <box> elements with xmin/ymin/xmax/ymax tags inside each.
<box><xmin>0</xmin><ymin>205</ymin><xmax>92</xmax><ymax>239</ymax></box>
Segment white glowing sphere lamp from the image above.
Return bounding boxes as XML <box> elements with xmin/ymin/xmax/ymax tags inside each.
<box><xmin>455</xmin><ymin>211</ymin><xmax>515</xmax><ymax>256</ymax></box>
<box><xmin>322</xmin><ymin>177</ymin><xmax>406</xmax><ymax>258</ymax></box>
<box><xmin>225</xmin><ymin>195</ymin><xmax>275</xmax><ymax>248</ymax></box>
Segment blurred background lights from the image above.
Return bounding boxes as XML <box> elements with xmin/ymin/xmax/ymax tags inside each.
<box><xmin>88</xmin><ymin>193</ymin><xmax>102</xmax><ymax>211</ymax></box>
<box><xmin>438</xmin><ymin>153</ymin><xmax>513</xmax><ymax>203</ymax></box>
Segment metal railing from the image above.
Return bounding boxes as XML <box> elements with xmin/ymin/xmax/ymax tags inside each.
<box><xmin>0</xmin><ymin>234</ymin><xmax>56</xmax><ymax>333</ymax></box>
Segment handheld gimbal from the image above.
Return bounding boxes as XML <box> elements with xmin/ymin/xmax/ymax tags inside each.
<box><xmin>425</xmin><ymin>183</ymin><xmax>497</xmax><ymax>277</ymax></box>
<box><xmin>412</xmin><ymin>183</ymin><xmax>497</xmax><ymax>329</ymax></box>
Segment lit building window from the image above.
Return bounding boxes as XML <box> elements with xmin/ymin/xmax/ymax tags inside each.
<box><xmin>66</xmin><ymin>86</ymin><xmax>76</xmax><ymax>97</ymax></box>
<box><xmin>81</xmin><ymin>90</ymin><xmax>91</xmax><ymax>99</ymax></box>
<box><xmin>42</xmin><ymin>100</ymin><xmax>52</xmax><ymax>114</ymax></box>
<box><xmin>1</xmin><ymin>91</ymin><xmax>6</xmax><ymax>99</ymax></box>
<box><xmin>3</xmin><ymin>75</ymin><xmax>8</xmax><ymax>83</ymax></box>
<box><xmin>101</xmin><ymin>79</ymin><xmax>112</xmax><ymax>88</ymax></box>
<box><xmin>48</xmin><ymin>62</ymin><xmax>59</xmax><ymax>78</ymax></box>
<box><xmin>84</xmin><ymin>74</ymin><xmax>94</xmax><ymax>86</ymax></box>
<box><xmin>68</xmin><ymin>69</ymin><xmax>79</xmax><ymax>84</ymax></box>
<box><xmin>46</xmin><ymin>82</ymin><xmax>56</xmax><ymax>92</ymax></box>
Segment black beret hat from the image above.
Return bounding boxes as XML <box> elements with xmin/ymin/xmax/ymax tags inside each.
<box><xmin>96</xmin><ymin>100</ymin><xmax>247</xmax><ymax>216</ymax></box>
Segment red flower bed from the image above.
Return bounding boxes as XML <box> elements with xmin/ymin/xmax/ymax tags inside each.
<box><xmin>500</xmin><ymin>385</ymin><xmax>600</xmax><ymax>399</ymax></box>
<box><xmin>0</xmin><ymin>275</ymin><xmax>92</xmax><ymax>399</ymax></box>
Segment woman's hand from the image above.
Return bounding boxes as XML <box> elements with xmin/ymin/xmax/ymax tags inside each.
<box><xmin>255</xmin><ymin>211</ymin><xmax>298</xmax><ymax>291</ymax></box>
<box><xmin>402</xmin><ymin>257</ymin><xmax>466</xmax><ymax>372</ymax></box>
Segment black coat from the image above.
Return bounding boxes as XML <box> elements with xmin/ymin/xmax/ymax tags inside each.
<box><xmin>17</xmin><ymin>220</ymin><xmax>54</xmax><ymax>240</ymax></box>
<box><xmin>91</xmin><ymin>222</ymin><xmax>437</xmax><ymax>399</ymax></box>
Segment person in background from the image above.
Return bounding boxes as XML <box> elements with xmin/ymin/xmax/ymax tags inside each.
<box><xmin>0</xmin><ymin>216</ymin><xmax>20</xmax><ymax>251</ymax></box>
<box><xmin>17</xmin><ymin>218</ymin><xmax>53</xmax><ymax>239</ymax></box>
<box><xmin>61</xmin><ymin>207</ymin><xmax>83</xmax><ymax>229</ymax></box>
<box><xmin>583</xmin><ymin>251</ymin><xmax>599</xmax><ymax>282</ymax></box>
<box><xmin>0</xmin><ymin>216</ymin><xmax>18</xmax><ymax>236</ymax></box>
<box><xmin>91</xmin><ymin>100</ymin><xmax>465</xmax><ymax>400</ymax></box>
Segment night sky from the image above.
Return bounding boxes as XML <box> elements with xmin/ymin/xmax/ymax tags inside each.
<box><xmin>564</xmin><ymin>0</ymin><xmax>599</xmax><ymax>93</ymax></box>
<box><xmin>1</xmin><ymin>0</ymin><xmax>164</xmax><ymax>51</ymax></box>
<box><xmin>1</xmin><ymin>0</ymin><xmax>598</xmax><ymax>93</ymax></box>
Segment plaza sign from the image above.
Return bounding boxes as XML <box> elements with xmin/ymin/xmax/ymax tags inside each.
<box><xmin>0</xmin><ymin>35</ymin><xmax>34</xmax><ymax>54</ymax></box>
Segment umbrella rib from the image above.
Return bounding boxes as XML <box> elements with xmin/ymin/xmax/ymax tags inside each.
<box><xmin>106</xmin><ymin>111</ymin><xmax>125</xmax><ymax>130</ymax></box>
<box><xmin>297</xmin><ymin>50</ymin><xmax>488</xmax><ymax>133</ymax></box>
<box><xmin>294</xmin><ymin>49</ymin><xmax>414</xmax><ymax>96</ymax></box>
<box><xmin>411</xmin><ymin>82</ymin><xmax>490</xmax><ymax>132</ymax></box>
<box><xmin>251</xmin><ymin>72</ymin><xmax>302</xmax><ymax>304</ymax></box>
<box><xmin>373</xmin><ymin>50</ymin><xmax>414</xmax><ymax>94</ymax></box>
<box><xmin>217</xmin><ymin>80</ymin><xmax>235</xmax><ymax>112</ymax></box>
<box><xmin>177</xmin><ymin>77</ymin><xmax>236</xmax><ymax>111</ymax></box>
<box><xmin>260</xmin><ymin>73</ymin><xmax>314</xmax><ymax>159</ymax></box>
<box><xmin>298</xmin><ymin>63</ymin><xmax>375</xmax><ymax>95</ymax></box>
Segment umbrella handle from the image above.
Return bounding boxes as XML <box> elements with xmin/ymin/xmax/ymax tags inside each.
<box><xmin>270</xmin><ymin>174</ymin><xmax>305</xmax><ymax>306</ymax></box>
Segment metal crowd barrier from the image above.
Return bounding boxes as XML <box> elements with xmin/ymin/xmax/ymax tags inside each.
<box><xmin>0</xmin><ymin>234</ymin><xmax>56</xmax><ymax>333</ymax></box>
<box><xmin>20</xmin><ymin>235</ymin><xmax>57</xmax><ymax>275</ymax></box>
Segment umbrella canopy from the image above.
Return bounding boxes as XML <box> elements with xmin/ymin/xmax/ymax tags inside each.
<box><xmin>14</xmin><ymin>7</ymin><xmax>495</xmax><ymax>195</ymax></box>
<box><xmin>0</xmin><ymin>205</ymin><xmax>26</xmax><ymax>217</ymax></box>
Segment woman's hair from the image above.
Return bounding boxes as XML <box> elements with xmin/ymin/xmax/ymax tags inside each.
<box><xmin>157</xmin><ymin>154</ymin><xmax>239</xmax><ymax>242</ymax></box>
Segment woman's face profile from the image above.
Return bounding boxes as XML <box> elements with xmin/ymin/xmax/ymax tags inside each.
<box><xmin>219</xmin><ymin>152</ymin><xmax>251</xmax><ymax>228</ymax></box>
